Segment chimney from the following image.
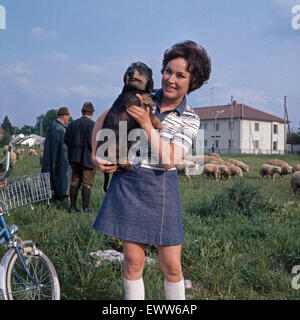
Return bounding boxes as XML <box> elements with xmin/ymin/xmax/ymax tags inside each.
<box><xmin>232</xmin><ymin>100</ymin><xmax>238</xmax><ymax>106</ymax></box>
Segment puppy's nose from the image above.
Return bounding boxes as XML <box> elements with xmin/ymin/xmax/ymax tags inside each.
<box><xmin>128</xmin><ymin>70</ymin><xmax>134</xmax><ymax>77</ymax></box>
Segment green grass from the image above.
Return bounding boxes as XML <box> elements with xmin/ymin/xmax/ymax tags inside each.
<box><xmin>1</xmin><ymin>149</ymin><xmax>300</xmax><ymax>300</ymax></box>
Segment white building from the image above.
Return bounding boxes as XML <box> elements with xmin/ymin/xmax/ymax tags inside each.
<box><xmin>194</xmin><ymin>101</ymin><xmax>287</xmax><ymax>154</ymax></box>
<box><xmin>20</xmin><ymin>134</ymin><xmax>45</xmax><ymax>147</ymax></box>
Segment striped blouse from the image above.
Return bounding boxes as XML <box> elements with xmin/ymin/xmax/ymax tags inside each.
<box><xmin>138</xmin><ymin>89</ymin><xmax>200</xmax><ymax>170</ymax></box>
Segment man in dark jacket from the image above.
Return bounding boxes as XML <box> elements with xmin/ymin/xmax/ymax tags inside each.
<box><xmin>64</xmin><ymin>102</ymin><xmax>96</xmax><ymax>213</ymax></box>
<box><xmin>42</xmin><ymin>107</ymin><xmax>72</xmax><ymax>201</ymax></box>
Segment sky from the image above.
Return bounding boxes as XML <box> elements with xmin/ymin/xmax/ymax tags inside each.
<box><xmin>0</xmin><ymin>0</ymin><xmax>300</xmax><ymax>130</ymax></box>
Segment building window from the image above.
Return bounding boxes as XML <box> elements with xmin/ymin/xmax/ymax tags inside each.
<box><xmin>215</xmin><ymin>140</ymin><xmax>219</xmax><ymax>148</ymax></box>
<box><xmin>253</xmin><ymin>140</ymin><xmax>259</xmax><ymax>149</ymax></box>
<box><xmin>200</xmin><ymin>123</ymin><xmax>208</xmax><ymax>130</ymax></box>
<box><xmin>215</xmin><ymin>123</ymin><xmax>219</xmax><ymax>131</ymax></box>
<box><xmin>254</xmin><ymin>123</ymin><xmax>260</xmax><ymax>131</ymax></box>
<box><xmin>273</xmin><ymin>141</ymin><xmax>278</xmax><ymax>151</ymax></box>
<box><xmin>228</xmin><ymin>139</ymin><xmax>234</xmax><ymax>148</ymax></box>
<box><xmin>204</xmin><ymin>140</ymin><xmax>207</xmax><ymax>147</ymax></box>
<box><xmin>273</xmin><ymin>124</ymin><xmax>278</xmax><ymax>134</ymax></box>
<box><xmin>228</xmin><ymin>121</ymin><xmax>234</xmax><ymax>130</ymax></box>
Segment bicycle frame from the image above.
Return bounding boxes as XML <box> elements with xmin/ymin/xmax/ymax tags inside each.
<box><xmin>0</xmin><ymin>211</ymin><xmax>39</xmax><ymax>289</ymax></box>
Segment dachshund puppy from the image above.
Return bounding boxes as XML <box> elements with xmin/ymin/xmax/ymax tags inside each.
<box><xmin>97</xmin><ymin>62</ymin><xmax>162</xmax><ymax>192</ymax></box>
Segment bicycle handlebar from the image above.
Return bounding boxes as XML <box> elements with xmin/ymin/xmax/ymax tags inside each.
<box><xmin>0</xmin><ymin>134</ymin><xmax>31</xmax><ymax>181</ymax></box>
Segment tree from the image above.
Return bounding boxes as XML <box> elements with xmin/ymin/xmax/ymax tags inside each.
<box><xmin>1</xmin><ymin>115</ymin><xmax>13</xmax><ymax>135</ymax></box>
<box><xmin>34</xmin><ymin>109</ymin><xmax>58</xmax><ymax>137</ymax></box>
<box><xmin>18</xmin><ymin>125</ymin><xmax>35</xmax><ymax>135</ymax></box>
<box><xmin>287</xmin><ymin>131</ymin><xmax>300</xmax><ymax>145</ymax></box>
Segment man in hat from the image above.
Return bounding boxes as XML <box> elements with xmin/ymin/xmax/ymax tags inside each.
<box><xmin>64</xmin><ymin>102</ymin><xmax>96</xmax><ymax>213</ymax></box>
<box><xmin>42</xmin><ymin>107</ymin><xmax>72</xmax><ymax>201</ymax></box>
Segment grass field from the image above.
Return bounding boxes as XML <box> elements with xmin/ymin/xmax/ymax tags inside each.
<box><xmin>1</xmin><ymin>150</ymin><xmax>300</xmax><ymax>300</ymax></box>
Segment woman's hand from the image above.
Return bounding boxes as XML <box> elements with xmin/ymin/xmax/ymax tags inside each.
<box><xmin>94</xmin><ymin>157</ymin><xmax>120</xmax><ymax>173</ymax></box>
<box><xmin>126</xmin><ymin>94</ymin><xmax>153</xmax><ymax>130</ymax></box>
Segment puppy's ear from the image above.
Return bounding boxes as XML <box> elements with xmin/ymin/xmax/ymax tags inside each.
<box><xmin>146</xmin><ymin>78</ymin><xmax>154</xmax><ymax>93</ymax></box>
<box><xmin>124</xmin><ymin>65</ymin><xmax>132</xmax><ymax>85</ymax></box>
<box><xmin>123</xmin><ymin>68</ymin><xmax>128</xmax><ymax>85</ymax></box>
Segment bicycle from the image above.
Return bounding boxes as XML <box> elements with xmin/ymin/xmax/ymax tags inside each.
<box><xmin>0</xmin><ymin>135</ymin><xmax>60</xmax><ymax>300</ymax></box>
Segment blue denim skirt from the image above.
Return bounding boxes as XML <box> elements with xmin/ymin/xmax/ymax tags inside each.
<box><xmin>93</xmin><ymin>165</ymin><xmax>184</xmax><ymax>245</ymax></box>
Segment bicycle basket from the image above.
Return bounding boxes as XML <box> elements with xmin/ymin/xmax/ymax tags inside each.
<box><xmin>0</xmin><ymin>173</ymin><xmax>52</xmax><ymax>212</ymax></box>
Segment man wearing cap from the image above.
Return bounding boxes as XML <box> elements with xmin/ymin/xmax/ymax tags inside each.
<box><xmin>64</xmin><ymin>102</ymin><xmax>96</xmax><ymax>214</ymax></box>
<box><xmin>42</xmin><ymin>107</ymin><xmax>72</xmax><ymax>201</ymax></box>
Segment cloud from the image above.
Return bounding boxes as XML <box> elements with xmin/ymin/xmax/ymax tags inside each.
<box><xmin>69</xmin><ymin>84</ymin><xmax>120</xmax><ymax>100</ymax></box>
<box><xmin>44</xmin><ymin>52</ymin><xmax>70</xmax><ymax>62</ymax></box>
<box><xmin>77</xmin><ymin>64</ymin><xmax>104</xmax><ymax>75</ymax></box>
<box><xmin>30</xmin><ymin>27</ymin><xmax>59</xmax><ymax>40</ymax></box>
<box><xmin>230</xmin><ymin>88</ymin><xmax>269</xmax><ymax>107</ymax></box>
<box><xmin>0</xmin><ymin>62</ymin><xmax>33</xmax><ymax>77</ymax></box>
<box><xmin>273</xmin><ymin>0</ymin><xmax>300</xmax><ymax>8</ymax></box>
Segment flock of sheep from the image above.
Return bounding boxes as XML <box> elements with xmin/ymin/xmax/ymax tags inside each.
<box><xmin>3</xmin><ymin>144</ymin><xmax>300</xmax><ymax>196</ymax></box>
<box><xmin>3</xmin><ymin>145</ymin><xmax>40</xmax><ymax>164</ymax></box>
<box><xmin>176</xmin><ymin>152</ymin><xmax>248</xmax><ymax>182</ymax></box>
<box><xmin>176</xmin><ymin>152</ymin><xmax>300</xmax><ymax>196</ymax></box>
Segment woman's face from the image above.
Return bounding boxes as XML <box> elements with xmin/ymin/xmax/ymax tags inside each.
<box><xmin>161</xmin><ymin>57</ymin><xmax>190</xmax><ymax>102</ymax></box>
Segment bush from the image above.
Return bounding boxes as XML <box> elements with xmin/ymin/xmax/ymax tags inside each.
<box><xmin>189</xmin><ymin>179</ymin><xmax>283</xmax><ymax>217</ymax></box>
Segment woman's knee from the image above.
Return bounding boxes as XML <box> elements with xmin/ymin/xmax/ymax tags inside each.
<box><xmin>158</xmin><ymin>245</ymin><xmax>183</xmax><ymax>282</ymax></box>
<box><xmin>122</xmin><ymin>241</ymin><xmax>145</xmax><ymax>280</ymax></box>
<box><xmin>160</xmin><ymin>261</ymin><xmax>182</xmax><ymax>281</ymax></box>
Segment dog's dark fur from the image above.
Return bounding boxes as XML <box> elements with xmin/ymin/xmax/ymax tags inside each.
<box><xmin>97</xmin><ymin>62</ymin><xmax>162</xmax><ymax>192</ymax></box>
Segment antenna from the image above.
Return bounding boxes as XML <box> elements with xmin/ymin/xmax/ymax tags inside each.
<box><xmin>284</xmin><ymin>96</ymin><xmax>293</xmax><ymax>154</ymax></box>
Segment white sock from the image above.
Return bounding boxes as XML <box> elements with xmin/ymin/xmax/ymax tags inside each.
<box><xmin>124</xmin><ymin>277</ymin><xmax>145</xmax><ymax>300</ymax></box>
<box><xmin>164</xmin><ymin>278</ymin><xmax>185</xmax><ymax>300</ymax></box>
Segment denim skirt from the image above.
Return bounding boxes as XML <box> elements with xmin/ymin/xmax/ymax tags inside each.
<box><xmin>93</xmin><ymin>165</ymin><xmax>184</xmax><ymax>245</ymax></box>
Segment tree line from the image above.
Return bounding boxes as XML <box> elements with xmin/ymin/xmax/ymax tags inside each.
<box><xmin>1</xmin><ymin>111</ymin><xmax>300</xmax><ymax>148</ymax></box>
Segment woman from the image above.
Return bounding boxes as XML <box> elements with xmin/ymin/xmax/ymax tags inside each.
<box><xmin>92</xmin><ymin>40</ymin><xmax>211</xmax><ymax>300</ymax></box>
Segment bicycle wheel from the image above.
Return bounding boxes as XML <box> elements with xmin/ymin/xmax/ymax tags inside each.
<box><xmin>5</xmin><ymin>246</ymin><xmax>60</xmax><ymax>300</ymax></box>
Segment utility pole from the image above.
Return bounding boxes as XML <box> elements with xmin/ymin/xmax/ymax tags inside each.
<box><xmin>230</xmin><ymin>96</ymin><xmax>233</xmax><ymax>154</ymax></box>
<box><xmin>40</xmin><ymin>115</ymin><xmax>43</xmax><ymax>137</ymax></box>
<box><xmin>284</xmin><ymin>96</ymin><xmax>293</xmax><ymax>154</ymax></box>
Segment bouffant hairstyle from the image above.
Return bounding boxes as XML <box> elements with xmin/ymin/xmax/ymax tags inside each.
<box><xmin>161</xmin><ymin>40</ymin><xmax>211</xmax><ymax>94</ymax></box>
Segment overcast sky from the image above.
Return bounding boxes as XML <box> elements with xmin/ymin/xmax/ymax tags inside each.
<box><xmin>1</xmin><ymin>0</ymin><xmax>300</xmax><ymax>129</ymax></box>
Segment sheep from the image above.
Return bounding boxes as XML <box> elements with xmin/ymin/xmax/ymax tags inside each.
<box><xmin>209</xmin><ymin>159</ymin><xmax>243</xmax><ymax>178</ymax></box>
<box><xmin>227</xmin><ymin>159</ymin><xmax>249</xmax><ymax>173</ymax></box>
<box><xmin>226</xmin><ymin>162</ymin><xmax>243</xmax><ymax>178</ymax></box>
<box><xmin>3</xmin><ymin>145</ymin><xmax>9</xmax><ymax>155</ymax></box>
<box><xmin>204</xmin><ymin>155</ymin><xmax>221</xmax><ymax>164</ymax></box>
<box><xmin>210</xmin><ymin>152</ymin><xmax>222</xmax><ymax>160</ymax></box>
<box><xmin>259</xmin><ymin>164</ymin><xmax>281</xmax><ymax>181</ymax></box>
<box><xmin>292</xmin><ymin>164</ymin><xmax>300</xmax><ymax>174</ymax></box>
<box><xmin>29</xmin><ymin>148</ymin><xmax>38</xmax><ymax>157</ymax></box>
<box><xmin>268</xmin><ymin>159</ymin><xmax>292</xmax><ymax>177</ymax></box>
<box><xmin>16</xmin><ymin>148</ymin><xmax>25</xmax><ymax>160</ymax></box>
<box><xmin>176</xmin><ymin>160</ymin><xmax>200</xmax><ymax>183</ymax></box>
<box><xmin>291</xmin><ymin>171</ymin><xmax>300</xmax><ymax>196</ymax></box>
<box><xmin>216</xmin><ymin>164</ymin><xmax>229</xmax><ymax>180</ymax></box>
<box><xmin>203</xmin><ymin>163</ymin><xmax>222</xmax><ymax>181</ymax></box>
<box><xmin>10</xmin><ymin>150</ymin><xmax>17</xmax><ymax>164</ymax></box>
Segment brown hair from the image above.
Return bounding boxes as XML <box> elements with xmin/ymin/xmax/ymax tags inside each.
<box><xmin>161</xmin><ymin>40</ymin><xmax>211</xmax><ymax>94</ymax></box>
<box><xmin>81</xmin><ymin>101</ymin><xmax>95</xmax><ymax>115</ymax></box>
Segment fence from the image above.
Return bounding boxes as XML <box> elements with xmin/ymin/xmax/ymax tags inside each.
<box><xmin>204</xmin><ymin>148</ymin><xmax>299</xmax><ymax>155</ymax></box>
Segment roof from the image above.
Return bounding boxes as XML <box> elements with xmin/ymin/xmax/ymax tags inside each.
<box><xmin>193</xmin><ymin>103</ymin><xmax>287</xmax><ymax>123</ymax></box>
